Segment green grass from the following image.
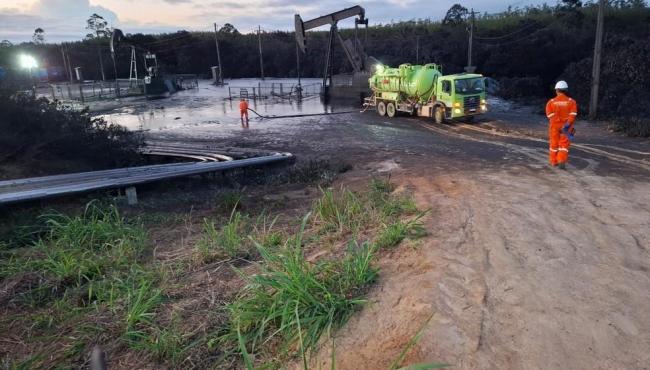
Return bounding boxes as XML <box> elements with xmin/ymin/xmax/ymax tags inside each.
<box><xmin>313</xmin><ymin>188</ymin><xmax>366</xmax><ymax>233</ymax></box>
<box><xmin>2</xmin><ymin>179</ymin><xmax>428</xmax><ymax>368</ymax></box>
<box><xmin>0</xmin><ymin>202</ymin><xmax>181</xmax><ymax>367</ymax></box>
<box><xmin>375</xmin><ymin>215</ymin><xmax>427</xmax><ymax>250</ymax></box>
<box><xmin>224</xmin><ymin>215</ymin><xmax>378</xmax><ymax>360</ymax></box>
<box><xmin>195</xmin><ymin>210</ymin><xmax>251</xmax><ymax>263</ymax></box>
<box><xmin>216</xmin><ymin>190</ymin><xmax>244</xmax><ymax>212</ymax></box>
<box><xmin>0</xmin><ymin>202</ymin><xmax>148</xmax><ymax>305</ymax></box>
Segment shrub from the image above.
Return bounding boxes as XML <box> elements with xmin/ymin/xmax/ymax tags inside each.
<box><xmin>0</xmin><ymin>92</ymin><xmax>142</xmax><ymax>178</ymax></box>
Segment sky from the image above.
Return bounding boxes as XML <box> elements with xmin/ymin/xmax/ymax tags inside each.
<box><xmin>0</xmin><ymin>0</ymin><xmax>545</xmax><ymax>43</ymax></box>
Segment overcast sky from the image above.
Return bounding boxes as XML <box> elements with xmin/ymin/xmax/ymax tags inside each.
<box><xmin>0</xmin><ymin>0</ymin><xmax>545</xmax><ymax>43</ymax></box>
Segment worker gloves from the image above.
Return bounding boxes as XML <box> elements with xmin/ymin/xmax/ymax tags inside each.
<box><xmin>562</xmin><ymin>123</ymin><xmax>576</xmax><ymax>141</ymax></box>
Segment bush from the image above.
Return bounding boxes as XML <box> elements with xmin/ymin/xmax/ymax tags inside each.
<box><xmin>495</xmin><ymin>76</ymin><xmax>545</xmax><ymax>99</ymax></box>
<box><xmin>0</xmin><ymin>92</ymin><xmax>142</xmax><ymax>178</ymax></box>
<box><xmin>611</xmin><ymin>117</ymin><xmax>650</xmax><ymax>137</ymax></box>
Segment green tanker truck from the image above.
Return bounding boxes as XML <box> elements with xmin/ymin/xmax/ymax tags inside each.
<box><xmin>366</xmin><ymin>63</ymin><xmax>487</xmax><ymax>123</ymax></box>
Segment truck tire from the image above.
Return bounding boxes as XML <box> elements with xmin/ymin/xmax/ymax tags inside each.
<box><xmin>434</xmin><ymin>106</ymin><xmax>445</xmax><ymax>124</ymax></box>
<box><xmin>386</xmin><ymin>102</ymin><xmax>396</xmax><ymax>118</ymax></box>
<box><xmin>377</xmin><ymin>101</ymin><xmax>387</xmax><ymax>117</ymax></box>
<box><xmin>465</xmin><ymin>115</ymin><xmax>475</xmax><ymax>123</ymax></box>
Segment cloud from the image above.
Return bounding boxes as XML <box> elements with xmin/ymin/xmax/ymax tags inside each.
<box><xmin>0</xmin><ymin>0</ymin><xmax>547</xmax><ymax>43</ymax></box>
<box><xmin>0</xmin><ymin>0</ymin><xmax>120</xmax><ymax>42</ymax></box>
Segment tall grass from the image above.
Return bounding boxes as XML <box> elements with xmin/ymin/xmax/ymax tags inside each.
<box><xmin>313</xmin><ymin>188</ymin><xmax>366</xmax><ymax>233</ymax></box>
<box><xmin>0</xmin><ymin>203</ymin><xmax>178</xmax><ymax>367</ymax></box>
<box><xmin>225</xmin><ymin>215</ymin><xmax>378</xmax><ymax>358</ymax></box>
<box><xmin>195</xmin><ymin>210</ymin><xmax>251</xmax><ymax>263</ymax></box>
<box><xmin>0</xmin><ymin>202</ymin><xmax>148</xmax><ymax>304</ymax></box>
<box><xmin>375</xmin><ymin>215</ymin><xmax>427</xmax><ymax>250</ymax></box>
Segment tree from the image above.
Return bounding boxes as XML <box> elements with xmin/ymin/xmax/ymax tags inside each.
<box><xmin>219</xmin><ymin>23</ymin><xmax>239</xmax><ymax>34</ymax></box>
<box><xmin>443</xmin><ymin>4</ymin><xmax>469</xmax><ymax>25</ymax></box>
<box><xmin>560</xmin><ymin>0</ymin><xmax>583</xmax><ymax>9</ymax></box>
<box><xmin>33</xmin><ymin>28</ymin><xmax>45</xmax><ymax>44</ymax></box>
<box><xmin>85</xmin><ymin>14</ymin><xmax>110</xmax><ymax>81</ymax></box>
<box><xmin>85</xmin><ymin>13</ymin><xmax>110</xmax><ymax>39</ymax></box>
<box><xmin>0</xmin><ymin>40</ymin><xmax>12</xmax><ymax>48</ymax></box>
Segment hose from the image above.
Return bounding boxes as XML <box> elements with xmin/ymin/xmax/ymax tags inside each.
<box><xmin>247</xmin><ymin>108</ymin><xmax>358</xmax><ymax>119</ymax></box>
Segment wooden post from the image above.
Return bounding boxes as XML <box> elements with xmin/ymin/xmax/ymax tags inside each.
<box><xmin>228</xmin><ymin>86</ymin><xmax>232</xmax><ymax>100</ymax></box>
<box><xmin>78</xmin><ymin>84</ymin><xmax>85</xmax><ymax>103</ymax></box>
<box><xmin>589</xmin><ymin>0</ymin><xmax>605</xmax><ymax>120</ymax></box>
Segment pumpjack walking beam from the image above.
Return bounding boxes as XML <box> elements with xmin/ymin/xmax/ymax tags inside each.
<box><xmin>295</xmin><ymin>5</ymin><xmax>369</xmax><ymax>91</ymax></box>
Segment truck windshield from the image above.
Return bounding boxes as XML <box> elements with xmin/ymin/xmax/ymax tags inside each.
<box><xmin>454</xmin><ymin>78</ymin><xmax>484</xmax><ymax>94</ymax></box>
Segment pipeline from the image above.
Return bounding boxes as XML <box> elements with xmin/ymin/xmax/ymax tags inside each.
<box><xmin>247</xmin><ymin>107</ymin><xmax>358</xmax><ymax>119</ymax></box>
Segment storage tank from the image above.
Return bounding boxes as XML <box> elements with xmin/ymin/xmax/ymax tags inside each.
<box><xmin>369</xmin><ymin>63</ymin><xmax>442</xmax><ymax>102</ymax></box>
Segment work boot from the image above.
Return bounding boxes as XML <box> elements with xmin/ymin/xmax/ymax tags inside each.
<box><xmin>558</xmin><ymin>162</ymin><xmax>566</xmax><ymax>170</ymax></box>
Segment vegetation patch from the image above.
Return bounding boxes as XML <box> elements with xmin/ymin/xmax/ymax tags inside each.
<box><xmin>611</xmin><ymin>117</ymin><xmax>650</xmax><ymax>138</ymax></box>
<box><xmin>1</xmin><ymin>179</ymin><xmax>427</xmax><ymax>369</ymax></box>
<box><xmin>0</xmin><ymin>91</ymin><xmax>142</xmax><ymax>179</ymax></box>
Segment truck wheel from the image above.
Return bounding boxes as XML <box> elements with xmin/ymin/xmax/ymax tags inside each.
<box><xmin>434</xmin><ymin>106</ymin><xmax>445</xmax><ymax>124</ymax></box>
<box><xmin>386</xmin><ymin>102</ymin><xmax>396</xmax><ymax>118</ymax></box>
<box><xmin>377</xmin><ymin>101</ymin><xmax>386</xmax><ymax>117</ymax></box>
<box><xmin>465</xmin><ymin>115</ymin><xmax>475</xmax><ymax>123</ymax></box>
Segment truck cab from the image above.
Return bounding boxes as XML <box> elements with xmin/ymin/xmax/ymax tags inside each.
<box><xmin>436</xmin><ymin>74</ymin><xmax>487</xmax><ymax>120</ymax></box>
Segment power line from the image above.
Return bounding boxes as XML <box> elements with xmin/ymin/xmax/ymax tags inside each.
<box><xmin>474</xmin><ymin>15</ymin><xmax>564</xmax><ymax>47</ymax></box>
<box><xmin>474</xmin><ymin>20</ymin><xmax>541</xmax><ymax>40</ymax></box>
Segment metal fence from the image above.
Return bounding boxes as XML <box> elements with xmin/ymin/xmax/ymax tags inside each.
<box><xmin>227</xmin><ymin>82</ymin><xmax>321</xmax><ymax>100</ymax></box>
<box><xmin>48</xmin><ymin>79</ymin><xmax>145</xmax><ymax>102</ymax></box>
<box><xmin>168</xmin><ymin>74</ymin><xmax>199</xmax><ymax>90</ymax></box>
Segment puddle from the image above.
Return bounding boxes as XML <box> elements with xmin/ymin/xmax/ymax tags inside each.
<box><xmin>95</xmin><ymin>78</ymin><xmax>358</xmax><ymax>133</ymax></box>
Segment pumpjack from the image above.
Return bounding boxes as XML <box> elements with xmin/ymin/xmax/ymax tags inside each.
<box><xmin>295</xmin><ymin>5</ymin><xmax>377</xmax><ymax>98</ymax></box>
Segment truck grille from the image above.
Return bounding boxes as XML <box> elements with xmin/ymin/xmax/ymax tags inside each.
<box><xmin>464</xmin><ymin>95</ymin><xmax>480</xmax><ymax>114</ymax></box>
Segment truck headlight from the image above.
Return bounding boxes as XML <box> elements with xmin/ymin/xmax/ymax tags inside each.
<box><xmin>453</xmin><ymin>102</ymin><xmax>461</xmax><ymax>108</ymax></box>
<box><xmin>481</xmin><ymin>98</ymin><xmax>486</xmax><ymax>104</ymax></box>
<box><xmin>480</xmin><ymin>104</ymin><xmax>487</xmax><ymax>111</ymax></box>
<box><xmin>454</xmin><ymin>108</ymin><xmax>462</xmax><ymax>114</ymax></box>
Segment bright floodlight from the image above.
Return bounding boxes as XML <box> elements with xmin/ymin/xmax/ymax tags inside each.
<box><xmin>19</xmin><ymin>54</ymin><xmax>38</xmax><ymax>69</ymax></box>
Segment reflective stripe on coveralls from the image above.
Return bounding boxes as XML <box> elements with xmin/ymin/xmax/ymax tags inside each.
<box><xmin>545</xmin><ymin>93</ymin><xmax>578</xmax><ymax>165</ymax></box>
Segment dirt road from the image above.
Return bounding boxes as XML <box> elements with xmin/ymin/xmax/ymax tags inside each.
<box><xmin>152</xmin><ymin>101</ymin><xmax>650</xmax><ymax>369</ymax></box>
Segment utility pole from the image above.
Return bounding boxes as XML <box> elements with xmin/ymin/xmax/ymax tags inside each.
<box><xmin>97</xmin><ymin>46</ymin><xmax>106</xmax><ymax>81</ymax></box>
<box><xmin>60</xmin><ymin>46</ymin><xmax>69</xmax><ymax>81</ymax></box>
<box><xmin>465</xmin><ymin>9</ymin><xmax>476</xmax><ymax>73</ymax></box>
<box><xmin>258</xmin><ymin>25</ymin><xmax>265</xmax><ymax>80</ymax></box>
<box><xmin>296</xmin><ymin>40</ymin><xmax>301</xmax><ymax>87</ymax></box>
<box><xmin>589</xmin><ymin>0</ymin><xmax>605</xmax><ymax>119</ymax></box>
<box><xmin>213</xmin><ymin>23</ymin><xmax>223</xmax><ymax>85</ymax></box>
<box><xmin>416</xmin><ymin>35</ymin><xmax>420</xmax><ymax>64</ymax></box>
<box><xmin>65</xmin><ymin>45</ymin><xmax>73</xmax><ymax>82</ymax></box>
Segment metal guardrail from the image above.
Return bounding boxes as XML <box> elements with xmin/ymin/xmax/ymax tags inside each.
<box><xmin>0</xmin><ymin>153</ymin><xmax>293</xmax><ymax>205</ymax></box>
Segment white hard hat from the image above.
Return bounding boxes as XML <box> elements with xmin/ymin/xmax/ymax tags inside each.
<box><xmin>555</xmin><ymin>80</ymin><xmax>569</xmax><ymax>90</ymax></box>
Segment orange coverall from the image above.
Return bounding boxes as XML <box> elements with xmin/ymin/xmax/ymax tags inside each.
<box><xmin>239</xmin><ymin>99</ymin><xmax>249</xmax><ymax>120</ymax></box>
<box><xmin>545</xmin><ymin>93</ymin><xmax>578</xmax><ymax>166</ymax></box>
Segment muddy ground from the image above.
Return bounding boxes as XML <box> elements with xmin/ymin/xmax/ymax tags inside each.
<box><xmin>144</xmin><ymin>96</ymin><xmax>650</xmax><ymax>369</ymax></box>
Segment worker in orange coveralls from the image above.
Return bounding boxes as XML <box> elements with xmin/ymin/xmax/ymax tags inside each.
<box><xmin>545</xmin><ymin>81</ymin><xmax>578</xmax><ymax>170</ymax></box>
<box><xmin>239</xmin><ymin>98</ymin><xmax>249</xmax><ymax>127</ymax></box>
